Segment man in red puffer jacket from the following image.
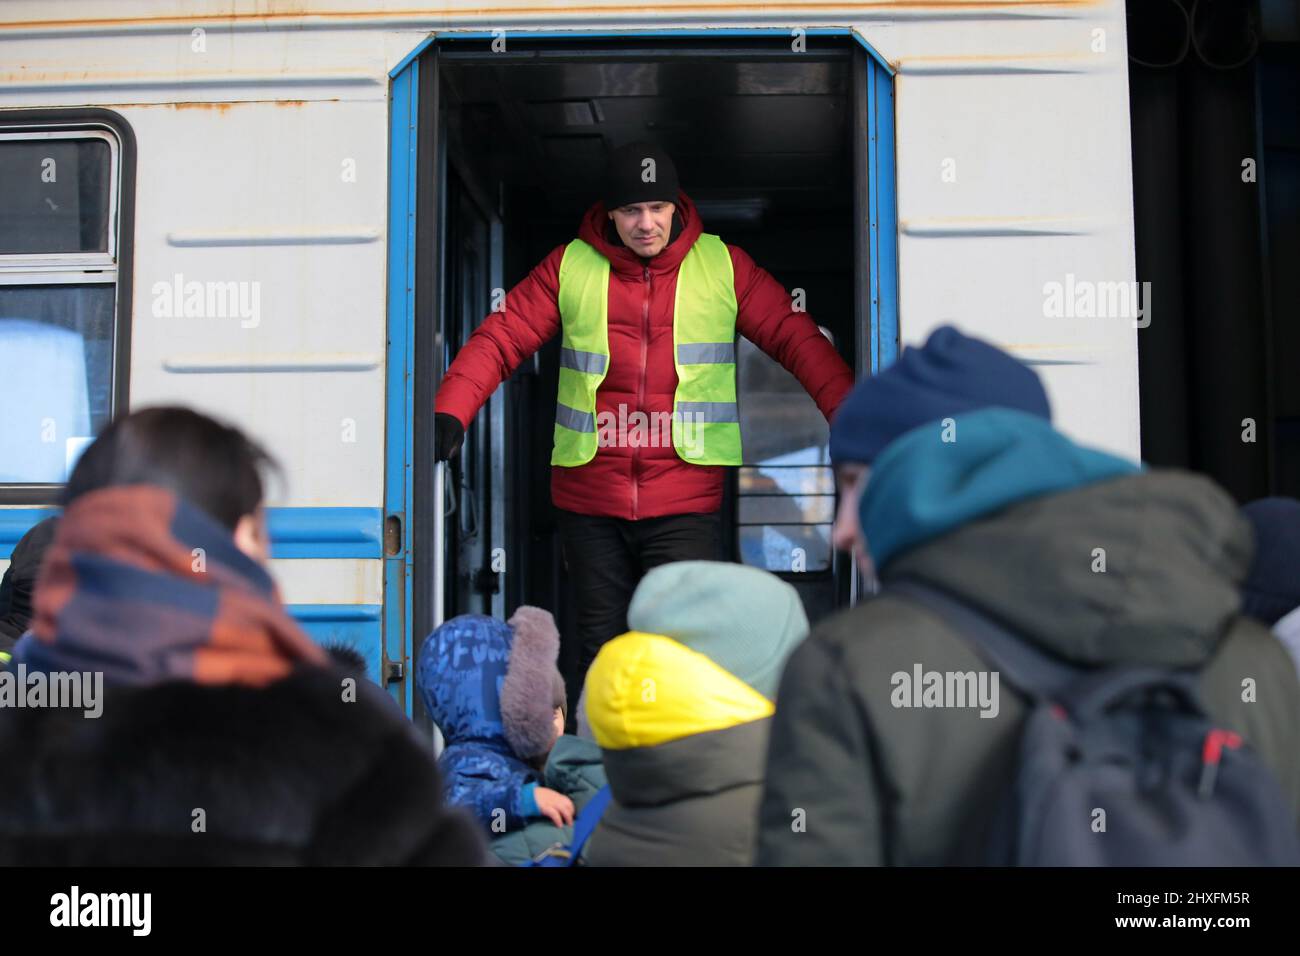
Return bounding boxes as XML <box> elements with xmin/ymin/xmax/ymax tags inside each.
<box><xmin>434</xmin><ymin>141</ymin><xmax>853</xmax><ymax>711</ymax></box>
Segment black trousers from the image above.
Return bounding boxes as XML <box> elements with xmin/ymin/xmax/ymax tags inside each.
<box><xmin>555</xmin><ymin>508</ymin><xmax>723</xmax><ymax>726</ymax></box>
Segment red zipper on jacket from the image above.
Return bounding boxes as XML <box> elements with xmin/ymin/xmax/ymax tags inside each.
<box><xmin>633</xmin><ymin>263</ymin><xmax>651</xmax><ymax>520</ymax></box>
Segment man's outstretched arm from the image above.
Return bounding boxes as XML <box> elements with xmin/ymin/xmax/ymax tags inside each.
<box><xmin>730</xmin><ymin>244</ymin><xmax>855</xmax><ymax>423</ymax></box>
<box><xmin>435</xmin><ymin>246</ymin><xmax>566</xmax><ymax>428</ymax></box>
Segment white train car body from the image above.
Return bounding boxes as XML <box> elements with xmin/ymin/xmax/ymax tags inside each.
<box><xmin>0</xmin><ymin>1</ymin><xmax>1139</xmax><ymax>711</ymax></box>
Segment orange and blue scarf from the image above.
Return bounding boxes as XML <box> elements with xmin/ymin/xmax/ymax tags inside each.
<box><xmin>12</xmin><ymin>485</ymin><xmax>328</xmax><ymax>687</ymax></box>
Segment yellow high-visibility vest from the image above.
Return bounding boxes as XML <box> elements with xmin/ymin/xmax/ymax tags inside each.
<box><xmin>552</xmin><ymin>233</ymin><xmax>742</xmax><ymax>467</ymax></box>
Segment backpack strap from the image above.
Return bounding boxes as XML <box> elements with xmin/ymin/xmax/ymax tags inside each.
<box><xmin>527</xmin><ymin>784</ymin><xmax>613</xmax><ymax>867</ymax></box>
<box><xmin>886</xmin><ymin>577</ymin><xmax>1083</xmax><ymax>701</ymax></box>
<box><xmin>565</xmin><ymin>784</ymin><xmax>612</xmax><ymax>863</ymax></box>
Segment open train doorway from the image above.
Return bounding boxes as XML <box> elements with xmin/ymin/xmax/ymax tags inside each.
<box><xmin>406</xmin><ymin>33</ymin><xmax>892</xmax><ymax>729</ymax></box>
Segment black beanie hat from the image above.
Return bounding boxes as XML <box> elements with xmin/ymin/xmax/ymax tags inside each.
<box><xmin>604</xmin><ymin>140</ymin><xmax>680</xmax><ymax>210</ymax></box>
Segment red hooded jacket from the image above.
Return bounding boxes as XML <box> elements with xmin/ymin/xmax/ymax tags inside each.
<box><xmin>435</xmin><ymin>191</ymin><xmax>854</xmax><ymax>520</ymax></box>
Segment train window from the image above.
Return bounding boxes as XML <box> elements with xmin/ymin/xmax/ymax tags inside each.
<box><xmin>0</xmin><ymin>136</ymin><xmax>113</xmax><ymax>255</ymax></box>
<box><xmin>0</xmin><ymin>130</ymin><xmax>119</xmax><ymax>485</ymax></box>
<box><xmin>735</xmin><ymin>334</ymin><xmax>836</xmax><ymax>573</ymax></box>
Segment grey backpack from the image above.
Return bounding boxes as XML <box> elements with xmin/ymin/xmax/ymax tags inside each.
<box><xmin>890</xmin><ymin>578</ymin><xmax>1300</xmax><ymax>866</ymax></box>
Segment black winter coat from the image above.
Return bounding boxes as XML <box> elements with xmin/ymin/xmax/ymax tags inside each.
<box><xmin>0</xmin><ymin>663</ymin><xmax>486</xmax><ymax>865</ymax></box>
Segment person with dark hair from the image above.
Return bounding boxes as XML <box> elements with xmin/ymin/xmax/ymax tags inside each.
<box><xmin>434</xmin><ymin>141</ymin><xmax>854</xmax><ymax>722</ymax></box>
<box><xmin>0</xmin><ymin>406</ymin><xmax>485</xmax><ymax>866</ymax></box>
<box><xmin>0</xmin><ymin>516</ymin><xmax>59</xmax><ymax>664</ymax></box>
<box><xmin>60</xmin><ymin>404</ymin><xmax>277</xmax><ymax>556</ymax></box>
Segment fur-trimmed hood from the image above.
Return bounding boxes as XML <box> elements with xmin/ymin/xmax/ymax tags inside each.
<box><xmin>416</xmin><ymin>609</ymin><xmax>565</xmax><ymax>761</ymax></box>
<box><xmin>500</xmin><ymin>607</ymin><xmax>566</xmax><ymax>760</ymax></box>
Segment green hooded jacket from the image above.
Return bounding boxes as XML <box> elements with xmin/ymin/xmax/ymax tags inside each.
<box><xmin>489</xmin><ymin>734</ymin><xmax>606</xmax><ymax>865</ymax></box>
<box><xmin>758</xmin><ymin>409</ymin><xmax>1300</xmax><ymax>866</ymax></box>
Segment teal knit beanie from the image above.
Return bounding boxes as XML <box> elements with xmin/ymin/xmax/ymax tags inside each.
<box><xmin>625</xmin><ymin>560</ymin><xmax>809</xmax><ymax>700</ymax></box>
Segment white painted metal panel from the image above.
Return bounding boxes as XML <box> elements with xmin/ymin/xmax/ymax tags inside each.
<box><xmin>270</xmin><ymin>557</ymin><xmax>384</xmax><ymax>605</ymax></box>
<box><xmin>128</xmin><ymin>100</ymin><xmax>386</xmax><ymax>507</ymax></box>
<box><xmin>0</xmin><ymin>0</ymin><xmax>1143</xmax><ymax>500</ymax></box>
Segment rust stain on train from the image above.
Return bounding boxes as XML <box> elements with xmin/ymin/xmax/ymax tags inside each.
<box><xmin>106</xmin><ymin>99</ymin><xmax>325</xmax><ymax>111</ymax></box>
<box><xmin>0</xmin><ymin>0</ymin><xmax>1105</xmax><ymax>33</ymax></box>
<box><xmin>170</xmin><ymin>101</ymin><xmax>234</xmax><ymax>113</ymax></box>
<box><xmin>0</xmin><ymin>89</ymin><xmax>325</xmax><ymax>109</ymax></box>
<box><xmin>170</xmin><ymin>99</ymin><xmax>309</xmax><ymax>110</ymax></box>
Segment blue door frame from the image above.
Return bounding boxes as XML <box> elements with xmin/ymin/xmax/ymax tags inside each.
<box><xmin>385</xmin><ymin>60</ymin><xmax>419</xmax><ymax>712</ymax></box>
<box><xmin>383</xmin><ymin>27</ymin><xmax>899</xmax><ymax>715</ymax></box>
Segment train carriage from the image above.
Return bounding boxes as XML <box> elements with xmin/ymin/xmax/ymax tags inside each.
<box><xmin>0</xmin><ymin>1</ymin><xmax>1146</xmax><ymax>721</ymax></box>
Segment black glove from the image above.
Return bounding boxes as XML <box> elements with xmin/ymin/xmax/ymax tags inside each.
<box><xmin>434</xmin><ymin>413</ymin><xmax>465</xmax><ymax>462</ymax></box>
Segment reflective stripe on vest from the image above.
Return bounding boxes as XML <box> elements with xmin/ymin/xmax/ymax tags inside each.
<box><xmin>552</xmin><ymin>233</ymin><xmax>742</xmax><ymax>467</ymax></box>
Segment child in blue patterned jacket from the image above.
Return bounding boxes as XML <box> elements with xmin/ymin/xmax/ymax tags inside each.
<box><xmin>416</xmin><ymin>607</ymin><xmax>577</xmax><ymax>833</ymax></box>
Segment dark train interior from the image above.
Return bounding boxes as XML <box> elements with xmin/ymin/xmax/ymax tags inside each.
<box><xmin>414</xmin><ymin>36</ymin><xmax>871</xmax><ymax>711</ymax></box>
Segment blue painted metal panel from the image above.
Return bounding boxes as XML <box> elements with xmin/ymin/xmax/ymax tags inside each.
<box><xmin>384</xmin><ymin>60</ymin><xmax>419</xmax><ymax>713</ymax></box>
<box><xmin>266</xmin><ymin>507</ymin><xmax>383</xmax><ymax>559</ymax></box>
<box><xmin>867</xmin><ymin>58</ymin><xmax>900</xmax><ymax>373</ymax></box>
<box><xmin>0</xmin><ymin>508</ymin><xmax>59</xmax><ymax>559</ymax></box>
<box><xmin>4</xmin><ymin>507</ymin><xmax>383</xmax><ymax>560</ymax></box>
<box><xmin>866</xmin><ymin>63</ymin><xmax>882</xmax><ymax>377</ymax></box>
<box><xmin>407</xmin><ymin>28</ymin><xmax>893</xmax><ymax>75</ymax></box>
<box><xmin>287</xmin><ymin>603</ymin><xmax>384</xmax><ymax>684</ymax></box>
<box><xmin>390</xmin><ymin>35</ymin><xmax>435</xmax><ymax>78</ymax></box>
